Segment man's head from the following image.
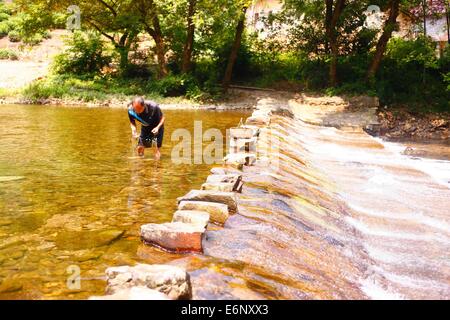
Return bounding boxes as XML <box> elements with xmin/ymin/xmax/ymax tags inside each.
<box><xmin>132</xmin><ymin>97</ymin><xmax>145</xmax><ymax>113</ymax></box>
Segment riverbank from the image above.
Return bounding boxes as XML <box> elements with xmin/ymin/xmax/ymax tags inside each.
<box><xmin>378</xmin><ymin>109</ymin><xmax>450</xmax><ymax>141</ymax></box>
<box><xmin>1</xmin><ymin>76</ymin><xmax>448</xmax><ymax>141</ymax></box>
<box><xmin>0</xmin><ymin>77</ymin><xmax>263</xmax><ymax>110</ymax></box>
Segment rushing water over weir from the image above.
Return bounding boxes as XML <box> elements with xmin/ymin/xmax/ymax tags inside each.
<box><xmin>183</xmin><ymin>106</ymin><xmax>450</xmax><ymax>300</ymax></box>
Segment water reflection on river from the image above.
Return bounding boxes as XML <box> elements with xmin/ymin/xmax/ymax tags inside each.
<box><xmin>0</xmin><ymin>105</ymin><xmax>249</xmax><ymax>299</ymax></box>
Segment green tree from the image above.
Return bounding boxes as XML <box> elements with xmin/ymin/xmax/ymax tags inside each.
<box><xmin>283</xmin><ymin>0</ymin><xmax>376</xmax><ymax>86</ymax></box>
<box><xmin>15</xmin><ymin>0</ymin><xmax>140</xmax><ymax>72</ymax></box>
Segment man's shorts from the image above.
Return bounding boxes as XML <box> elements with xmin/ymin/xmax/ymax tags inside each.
<box><xmin>139</xmin><ymin>127</ymin><xmax>164</xmax><ymax>148</ymax></box>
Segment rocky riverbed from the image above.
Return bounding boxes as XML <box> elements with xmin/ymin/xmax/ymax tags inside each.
<box><xmin>378</xmin><ymin>110</ymin><xmax>450</xmax><ymax>141</ymax></box>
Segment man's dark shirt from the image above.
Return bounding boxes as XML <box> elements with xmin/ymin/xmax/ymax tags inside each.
<box><xmin>127</xmin><ymin>100</ymin><xmax>164</xmax><ymax>131</ymax></box>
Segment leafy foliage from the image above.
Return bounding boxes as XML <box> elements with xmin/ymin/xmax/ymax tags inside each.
<box><xmin>0</xmin><ymin>48</ymin><xmax>18</xmax><ymax>60</ymax></box>
<box><xmin>52</xmin><ymin>31</ymin><xmax>113</xmax><ymax>75</ymax></box>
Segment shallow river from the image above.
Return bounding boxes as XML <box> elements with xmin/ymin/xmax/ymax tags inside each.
<box><xmin>0</xmin><ymin>105</ymin><xmax>249</xmax><ymax>299</ymax></box>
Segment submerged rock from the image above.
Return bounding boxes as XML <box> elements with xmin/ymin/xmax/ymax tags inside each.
<box><xmin>55</xmin><ymin>229</ymin><xmax>124</xmax><ymax>250</ymax></box>
<box><xmin>0</xmin><ymin>281</ymin><xmax>23</xmax><ymax>293</ymax></box>
<box><xmin>178</xmin><ymin>201</ymin><xmax>229</xmax><ymax>225</ymax></box>
<box><xmin>172</xmin><ymin>210</ymin><xmax>210</xmax><ymax>229</ymax></box>
<box><xmin>90</xmin><ymin>286</ymin><xmax>170</xmax><ymax>300</ymax></box>
<box><xmin>177</xmin><ymin>190</ymin><xmax>238</xmax><ymax>214</ymax></box>
<box><xmin>141</xmin><ymin>222</ymin><xmax>205</xmax><ymax>253</ymax></box>
<box><xmin>0</xmin><ymin>219</ymin><xmax>13</xmax><ymax>227</ymax></box>
<box><xmin>0</xmin><ymin>176</ymin><xmax>24</xmax><ymax>183</ymax></box>
<box><xmin>105</xmin><ymin>264</ymin><xmax>192</xmax><ymax>300</ymax></box>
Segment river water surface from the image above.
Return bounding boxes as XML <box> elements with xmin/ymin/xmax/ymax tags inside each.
<box><xmin>0</xmin><ymin>105</ymin><xmax>249</xmax><ymax>299</ymax></box>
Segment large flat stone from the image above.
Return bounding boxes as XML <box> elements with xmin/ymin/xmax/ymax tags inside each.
<box><xmin>90</xmin><ymin>286</ymin><xmax>170</xmax><ymax>300</ymax></box>
<box><xmin>141</xmin><ymin>222</ymin><xmax>205</xmax><ymax>253</ymax></box>
<box><xmin>104</xmin><ymin>264</ymin><xmax>192</xmax><ymax>299</ymax></box>
<box><xmin>178</xmin><ymin>201</ymin><xmax>229</xmax><ymax>225</ymax></box>
<box><xmin>172</xmin><ymin>210</ymin><xmax>210</xmax><ymax>229</ymax></box>
<box><xmin>177</xmin><ymin>190</ymin><xmax>238</xmax><ymax>214</ymax></box>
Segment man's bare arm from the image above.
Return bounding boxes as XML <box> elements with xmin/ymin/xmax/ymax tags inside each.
<box><xmin>152</xmin><ymin>116</ymin><xmax>165</xmax><ymax>134</ymax></box>
<box><xmin>130</xmin><ymin>121</ymin><xmax>139</xmax><ymax>138</ymax></box>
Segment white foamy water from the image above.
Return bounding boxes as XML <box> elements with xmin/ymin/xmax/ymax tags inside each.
<box><xmin>347</xmin><ymin>203</ymin><xmax>450</xmax><ymax>233</ymax></box>
<box><xmin>345</xmin><ymin>216</ymin><xmax>450</xmax><ymax>244</ymax></box>
<box><xmin>360</xmin><ymin>276</ymin><xmax>405</xmax><ymax>300</ymax></box>
<box><xmin>378</xmin><ymin>138</ymin><xmax>450</xmax><ymax>188</ymax></box>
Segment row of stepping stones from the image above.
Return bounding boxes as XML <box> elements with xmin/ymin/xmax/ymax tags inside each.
<box><xmin>93</xmin><ymin>108</ymin><xmax>272</xmax><ymax>300</ymax></box>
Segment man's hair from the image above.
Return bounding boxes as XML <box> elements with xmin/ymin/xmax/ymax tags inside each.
<box><xmin>133</xmin><ymin>96</ymin><xmax>145</xmax><ymax>107</ymax></box>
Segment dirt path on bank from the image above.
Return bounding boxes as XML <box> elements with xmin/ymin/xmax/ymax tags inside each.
<box><xmin>0</xmin><ymin>30</ymin><xmax>67</xmax><ymax>89</ymax></box>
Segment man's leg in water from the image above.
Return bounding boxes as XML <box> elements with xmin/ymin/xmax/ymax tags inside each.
<box><xmin>154</xmin><ymin>127</ymin><xmax>164</xmax><ymax>160</ymax></box>
<box><xmin>154</xmin><ymin>147</ymin><xmax>161</xmax><ymax>160</ymax></box>
<box><xmin>136</xmin><ymin>137</ymin><xmax>146</xmax><ymax>157</ymax></box>
<box><xmin>137</xmin><ymin>145</ymin><xmax>145</xmax><ymax>157</ymax></box>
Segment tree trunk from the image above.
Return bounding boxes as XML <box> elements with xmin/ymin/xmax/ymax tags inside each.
<box><xmin>325</xmin><ymin>0</ymin><xmax>333</xmax><ymax>54</ymax></box>
<box><xmin>423</xmin><ymin>0</ymin><xmax>427</xmax><ymax>37</ymax></box>
<box><xmin>325</xmin><ymin>0</ymin><xmax>345</xmax><ymax>87</ymax></box>
<box><xmin>117</xmin><ymin>47</ymin><xmax>129</xmax><ymax>71</ymax></box>
<box><xmin>223</xmin><ymin>6</ymin><xmax>247</xmax><ymax>91</ymax></box>
<box><xmin>182</xmin><ymin>0</ymin><xmax>196</xmax><ymax>73</ymax></box>
<box><xmin>329</xmin><ymin>38</ymin><xmax>339</xmax><ymax>87</ymax></box>
<box><xmin>117</xmin><ymin>33</ymin><xmax>130</xmax><ymax>73</ymax></box>
<box><xmin>146</xmin><ymin>16</ymin><xmax>169</xmax><ymax>78</ymax></box>
<box><xmin>366</xmin><ymin>0</ymin><xmax>400</xmax><ymax>81</ymax></box>
<box><xmin>446</xmin><ymin>2</ymin><xmax>449</xmax><ymax>43</ymax></box>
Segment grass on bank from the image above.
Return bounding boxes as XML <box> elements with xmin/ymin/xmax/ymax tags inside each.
<box><xmin>18</xmin><ymin>75</ymin><xmax>196</xmax><ymax>105</ymax></box>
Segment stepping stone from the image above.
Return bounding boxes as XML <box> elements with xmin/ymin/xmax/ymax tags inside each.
<box><xmin>229</xmin><ymin>127</ymin><xmax>256</xmax><ymax>139</ymax></box>
<box><xmin>177</xmin><ymin>190</ymin><xmax>238</xmax><ymax>213</ymax></box>
<box><xmin>210</xmin><ymin>167</ymin><xmax>242</xmax><ymax>175</ymax></box>
<box><xmin>178</xmin><ymin>201</ymin><xmax>229</xmax><ymax>225</ymax></box>
<box><xmin>206</xmin><ymin>174</ymin><xmax>242</xmax><ymax>191</ymax></box>
<box><xmin>172</xmin><ymin>210</ymin><xmax>210</xmax><ymax>229</ymax></box>
<box><xmin>201</xmin><ymin>182</ymin><xmax>235</xmax><ymax>192</ymax></box>
<box><xmin>0</xmin><ymin>176</ymin><xmax>24</xmax><ymax>183</ymax></box>
<box><xmin>104</xmin><ymin>264</ymin><xmax>192</xmax><ymax>300</ymax></box>
<box><xmin>229</xmin><ymin>137</ymin><xmax>257</xmax><ymax>154</ymax></box>
<box><xmin>224</xmin><ymin>153</ymin><xmax>256</xmax><ymax>167</ymax></box>
<box><xmin>90</xmin><ymin>287</ymin><xmax>170</xmax><ymax>300</ymax></box>
<box><xmin>242</xmin><ymin>125</ymin><xmax>260</xmax><ymax>137</ymax></box>
<box><xmin>206</xmin><ymin>173</ymin><xmax>242</xmax><ymax>184</ymax></box>
<box><xmin>252</xmin><ymin>110</ymin><xmax>271</xmax><ymax>117</ymax></box>
<box><xmin>246</xmin><ymin>115</ymin><xmax>270</xmax><ymax>126</ymax></box>
<box><xmin>141</xmin><ymin>222</ymin><xmax>205</xmax><ymax>253</ymax></box>
<box><xmin>235</xmin><ymin>180</ymin><xmax>244</xmax><ymax>193</ymax></box>
<box><xmin>210</xmin><ymin>167</ymin><xmax>226</xmax><ymax>175</ymax></box>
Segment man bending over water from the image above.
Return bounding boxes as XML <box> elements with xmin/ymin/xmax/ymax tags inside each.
<box><xmin>128</xmin><ymin>97</ymin><xmax>165</xmax><ymax>160</ymax></box>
